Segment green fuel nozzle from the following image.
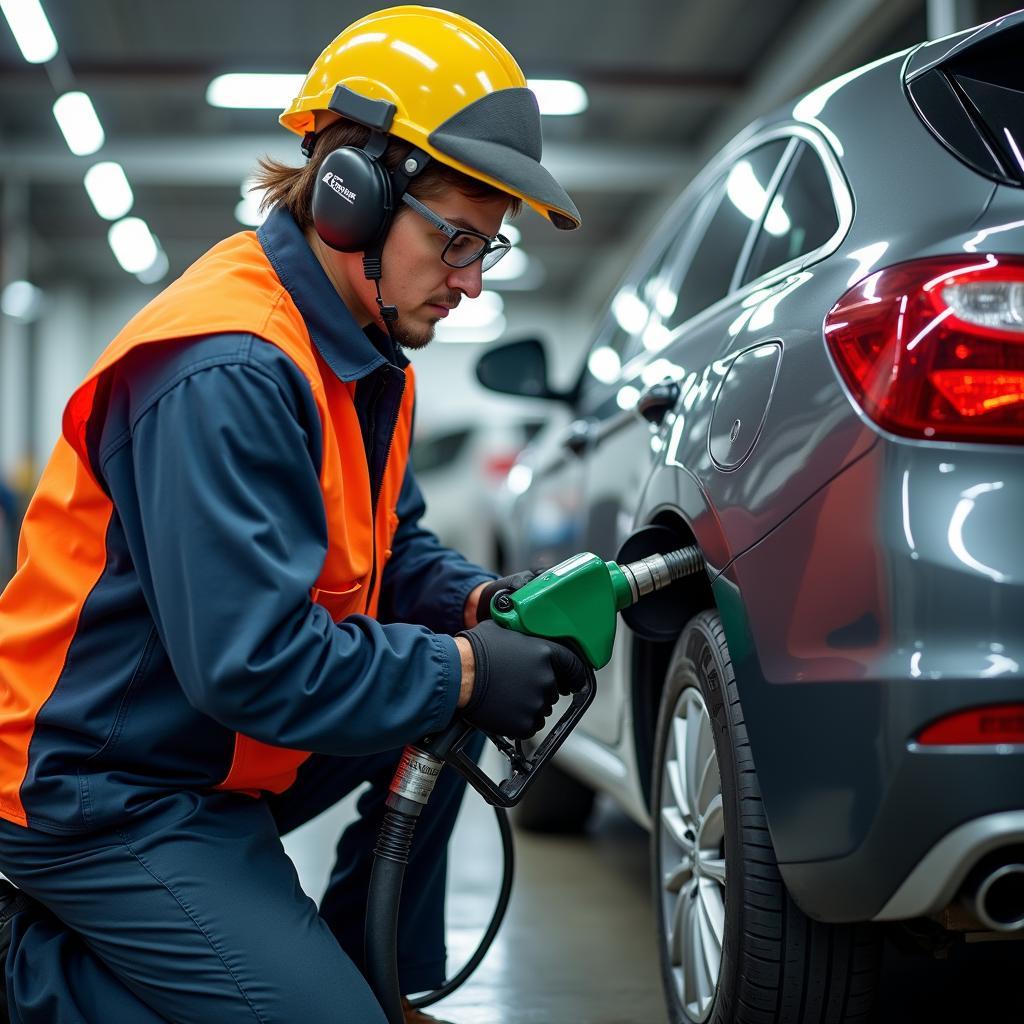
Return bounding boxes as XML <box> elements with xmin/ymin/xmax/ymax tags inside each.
<box><xmin>416</xmin><ymin>544</ymin><xmax>705</xmax><ymax>808</ymax></box>
<box><xmin>490</xmin><ymin>546</ymin><xmax>705</xmax><ymax>670</ymax></box>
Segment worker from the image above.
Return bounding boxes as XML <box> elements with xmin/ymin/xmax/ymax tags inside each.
<box><xmin>0</xmin><ymin>7</ymin><xmax>585</xmax><ymax>1023</ymax></box>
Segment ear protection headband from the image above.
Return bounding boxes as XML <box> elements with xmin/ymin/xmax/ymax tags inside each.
<box><xmin>309</xmin><ymin>86</ymin><xmax>428</xmax><ymax>260</ymax></box>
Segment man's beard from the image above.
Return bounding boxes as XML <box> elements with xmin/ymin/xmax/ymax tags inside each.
<box><xmin>388</xmin><ymin>316</ymin><xmax>435</xmax><ymax>351</ymax></box>
<box><xmin>386</xmin><ymin>291</ymin><xmax>459</xmax><ymax>351</ymax></box>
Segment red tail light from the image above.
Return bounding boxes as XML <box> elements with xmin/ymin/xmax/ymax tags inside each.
<box><xmin>483</xmin><ymin>452</ymin><xmax>520</xmax><ymax>480</ymax></box>
<box><xmin>917</xmin><ymin>703</ymin><xmax>1024</xmax><ymax>746</ymax></box>
<box><xmin>824</xmin><ymin>255</ymin><xmax>1024</xmax><ymax>443</ymax></box>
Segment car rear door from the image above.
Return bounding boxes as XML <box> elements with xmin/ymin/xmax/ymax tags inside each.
<box><xmin>574</xmin><ymin>137</ymin><xmax>794</xmax><ymax>744</ymax></box>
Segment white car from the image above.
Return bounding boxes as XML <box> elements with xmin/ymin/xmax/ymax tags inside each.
<box><xmin>414</xmin><ymin>418</ymin><xmax>545</xmax><ymax>569</ymax></box>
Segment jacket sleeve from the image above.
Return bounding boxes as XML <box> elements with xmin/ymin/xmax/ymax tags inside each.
<box><xmin>376</xmin><ymin>463</ymin><xmax>496</xmax><ymax>634</ymax></box>
<box><xmin>110</xmin><ymin>354</ymin><xmax>462</xmax><ymax>755</ymax></box>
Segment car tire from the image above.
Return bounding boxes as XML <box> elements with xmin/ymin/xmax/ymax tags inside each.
<box><xmin>512</xmin><ymin>762</ymin><xmax>596</xmax><ymax>834</ymax></box>
<box><xmin>651</xmin><ymin>610</ymin><xmax>882</xmax><ymax>1024</ymax></box>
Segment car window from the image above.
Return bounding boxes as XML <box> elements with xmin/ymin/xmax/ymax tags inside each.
<box><xmin>411</xmin><ymin>428</ymin><xmax>473</xmax><ymax>474</ymax></box>
<box><xmin>521</xmin><ymin>421</ymin><xmax>546</xmax><ymax>444</ymax></box>
<box><xmin>669</xmin><ymin>139</ymin><xmax>789</xmax><ymax>330</ymax></box>
<box><xmin>575</xmin><ymin>231</ymin><xmax>689</xmax><ymax>412</ymax></box>
<box><xmin>741</xmin><ymin>142</ymin><xmax>840</xmax><ymax>286</ymax></box>
<box><xmin>608</xmin><ymin>235</ymin><xmax>683</xmax><ymax>363</ymax></box>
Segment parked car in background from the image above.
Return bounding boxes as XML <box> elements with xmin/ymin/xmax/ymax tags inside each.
<box><xmin>478</xmin><ymin>13</ymin><xmax>1024</xmax><ymax>1024</ymax></box>
<box><xmin>413</xmin><ymin>417</ymin><xmax>546</xmax><ymax>569</ymax></box>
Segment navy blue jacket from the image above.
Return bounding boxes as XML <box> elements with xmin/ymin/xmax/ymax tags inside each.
<box><xmin>12</xmin><ymin>208</ymin><xmax>494</xmax><ymax>833</ymax></box>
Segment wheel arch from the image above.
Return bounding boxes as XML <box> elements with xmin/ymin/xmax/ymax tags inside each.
<box><xmin>623</xmin><ymin>503</ymin><xmax>718</xmax><ymax>811</ymax></box>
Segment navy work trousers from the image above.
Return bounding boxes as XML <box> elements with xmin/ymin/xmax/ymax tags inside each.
<box><xmin>0</xmin><ymin>737</ymin><xmax>483</xmax><ymax>1023</ymax></box>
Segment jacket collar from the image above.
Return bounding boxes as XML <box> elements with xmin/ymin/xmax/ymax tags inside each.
<box><xmin>257</xmin><ymin>206</ymin><xmax>408</xmax><ymax>382</ymax></box>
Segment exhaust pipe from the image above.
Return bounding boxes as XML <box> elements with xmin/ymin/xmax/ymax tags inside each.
<box><xmin>964</xmin><ymin>862</ymin><xmax>1024</xmax><ymax>932</ymax></box>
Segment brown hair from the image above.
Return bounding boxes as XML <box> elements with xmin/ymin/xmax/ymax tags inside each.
<box><xmin>253</xmin><ymin>119</ymin><xmax>520</xmax><ymax>229</ymax></box>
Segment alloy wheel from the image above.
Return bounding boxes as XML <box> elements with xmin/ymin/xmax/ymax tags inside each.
<box><xmin>657</xmin><ymin>685</ymin><xmax>726</xmax><ymax>1023</ymax></box>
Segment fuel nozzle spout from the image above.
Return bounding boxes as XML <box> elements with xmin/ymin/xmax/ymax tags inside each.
<box><xmin>490</xmin><ymin>544</ymin><xmax>706</xmax><ymax>670</ymax></box>
<box><xmin>617</xmin><ymin>546</ymin><xmax>704</xmax><ymax>606</ymax></box>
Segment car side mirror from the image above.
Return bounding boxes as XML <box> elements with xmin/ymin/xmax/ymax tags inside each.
<box><xmin>475</xmin><ymin>338</ymin><xmax>571</xmax><ymax>402</ymax></box>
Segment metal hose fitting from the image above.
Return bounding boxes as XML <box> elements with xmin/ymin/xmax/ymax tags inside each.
<box><xmin>620</xmin><ymin>545</ymin><xmax>704</xmax><ymax>604</ymax></box>
<box><xmin>388</xmin><ymin>745</ymin><xmax>444</xmax><ymax>805</ymax></box>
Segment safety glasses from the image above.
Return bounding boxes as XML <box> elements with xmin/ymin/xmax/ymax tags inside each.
<box><xmin>401</xmin><ymin>193</ymin><xmax>512</xmax><ymax>272</ymax></box>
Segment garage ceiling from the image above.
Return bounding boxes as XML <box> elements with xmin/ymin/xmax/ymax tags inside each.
<box><xmin>0</xmin><ymin>0</ymin><xmax>1015</xmax><ymax>309</ymax></box>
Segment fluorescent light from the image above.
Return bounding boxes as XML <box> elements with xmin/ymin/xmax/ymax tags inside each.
<box><xmin>436</xmin><ymin>291</ymin><xmax>506</xmax><ymax>343</ymax></box>
<box><xmin>763</xmin><ymin>195</ymin><xmax>790</xmax><ymax>238</ymax></box>
<box><xmin>83</xmin><ymin>162</ymin><xmax>133</xmax><ymax>220</ymax></box>
<box><xmin>235</xmin><ymin>177</ymin><xmax>268</xmax><ymax>226</ymax></box>
<box><xmin>527</xmin><ymin>79</ymin><xmax>588</xmax><ymax>116</ymax></box>
<box><xmin>135</xmin><ymin>246</ymin><xmax>169</xmax><ymax>285</ymax></box>
<box><xmin>52</xmin><ymin>91</ymin><xmax>104</xmax><ymax>156</ymax></box>
<box><xmin>235</xmin><ymin>196</ymin><xmax>268</xmax><ymax>226</ymax></box>
<box><xmin>483</xmin><ymin>247</ymin><xmax>529</xmax><ymax>281</ymax></box>
<box><xmin>205</xmin><ymin>72</ymin><xmax>588</xmax><ymax>117</ymax></box>
<box><xmin>0</xmin><ymin>0</ymin><xmax>57</xmax><ymax>63</ymax></box>
<box><xmin>483</xmin><ymin>248</ymin><xmax>545</xmax><ymax>291</ymax></box>
<box><xmin>1</xmin><ymin>280</ymin><xmax>44</xmax><ymax>322</ymax></box>
<box><xmin>642</xmin><ymin>321</ymin><xmax>671</xmax><ymax>353</ymax></box>
<box><xmin>435</xmin><ymin>316</ymin><xmax>507</xmax><ymax>343</ymax></box>
<box><xmin>501</xmin><ymin>223</ymin><xmax>521</xmax><ymax>246</ymax></box>
<box><xmin>616</xmin><ymin>385</ymin><xmax>640</xmax><ymax>411</ymax></box>
<box><xmin>443</xmin><ymin>290</ymin><xmax>503</xmax><ymax>328</ymax></box>
<box><xmin>207</xmin><ymin>73</ymin><xmax>304</xmax><ymax>109</ymax></box>
<box><xmin>204</xmin><ymin>72</ymin><xmax>588</xmax><ymax>117</ymax></box>
<box><xmin>612</xmin><ymin>288</ymin><xmax>648</xmax><ymax>334</ymax></box>
<box><xmin>725</xmin><ymin>160</ymin><xmax>766</xmax><ymax>222</ymax></box>
<box><xmin>587</xmin><ymin>345</ymin><xmax>621</xmax><ymax>384</ymax></box>
<box><xmin>108</xmin><ymin>217</ymin><xmax>158</xmax><ymax>274</ymax></box>
<box><xmin>641</xmin><ymin>358</ymin><xmax>679</xmax><ymax>386</ymax></box>
<box><xmin>506</xmin><ymin>464</ymin><xmax>533</xmax><ymax>496</ymax></box>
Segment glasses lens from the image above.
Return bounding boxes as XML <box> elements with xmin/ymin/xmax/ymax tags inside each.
<box><xmin>481</xmin><ymin>236</ymin><xmax>512</xmax><ymax>272</ymax></box>
<box><xmin>443</xmin><ymin>232</ymin><xmax>488</xmax><ymax>269</ymax></box>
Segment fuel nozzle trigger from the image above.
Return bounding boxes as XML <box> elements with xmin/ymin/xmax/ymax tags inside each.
<box><xmin>418</xmin><ymin>667</ymin><xmax>596</xmax><ymax>808</ymax></box>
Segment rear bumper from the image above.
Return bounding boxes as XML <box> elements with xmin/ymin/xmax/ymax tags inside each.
<box><xmin>872</xmin><ymin>809</ymin><xmax>1024</xmax><ymax>921</ymax></box>
<box><xmin>714</xmin><ymin>441</ymin><xmax>1024</xmax><ymax>922</ymax></box>
<box><xmin>771</xmin><ymin>723</ymin><xmax>1024</xmax><ymax>922</ymax></box>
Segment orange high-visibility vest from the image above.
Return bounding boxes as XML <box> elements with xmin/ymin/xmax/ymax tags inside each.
<box><xmin>0</xmin><ymin>229</ymin><xmax>414</xmax><ymax>825</ymax></box>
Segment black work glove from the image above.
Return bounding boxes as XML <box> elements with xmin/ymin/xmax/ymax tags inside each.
<box><xmin>475</xmin><ymin>570</ymin><xmax>537</xmax><ymax>623</ymax></box>
<box><xmin>458</xmin><ymin>620</ymin><xmax>589</xmax><ymax>739</ymax></box>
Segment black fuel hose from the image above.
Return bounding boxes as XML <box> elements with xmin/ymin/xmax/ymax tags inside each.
<box><xmin>365</xmin><ymin>807</ymin><xmax>417</xmax><ymax>1024</ymax></box>
<box><xmin>408</xmin><ymin>803</ymin><xmax>514</xmax><ymax>1010</ymax></box>
<box><xmin>365</xmin><ymin>799</ymin><xmax>515</xmax><ymax>1021</ymax></box>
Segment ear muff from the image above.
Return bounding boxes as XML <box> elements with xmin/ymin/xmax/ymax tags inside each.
<box><xmin>312</xmin><ymin>144</ymin><xmax>393</xmax><ymax>253</ymax></box>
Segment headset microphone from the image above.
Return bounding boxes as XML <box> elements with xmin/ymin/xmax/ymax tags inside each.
<box><xmin>360</xmin><ymin>254</ymin><xmax>399</xmax><ymax>331</ymax></box>
<box><xmin>375</xmin><ymin>284</ymin><xmax>399</xmax><ymax>325</ymax></box>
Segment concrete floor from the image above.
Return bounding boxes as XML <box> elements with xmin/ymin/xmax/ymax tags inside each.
<box><xmin>281</xmin><ymin>751</ymin><xmax>663</xmax><ymax>1024</ymax></box>
<box><xmin>283</xmin><ymin>758</ymin><xmax>1024</xmax><ymax>1024</ymax></box>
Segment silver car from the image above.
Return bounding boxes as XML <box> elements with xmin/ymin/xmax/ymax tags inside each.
<box><xmin>477</xmin><ymin>12</ymin><xmax>1024</xmax><ymax>1024</ymax></box>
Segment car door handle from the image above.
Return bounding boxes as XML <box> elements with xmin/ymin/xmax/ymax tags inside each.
<box><xmin>637</xmin><ymin>379</ymin><xmax>681</xmax><ymax>425</ymax></box>
<box><xmin>561</xmin><ymin>418</ymin><xmax>593</xmax><ymax>456</ymax></box>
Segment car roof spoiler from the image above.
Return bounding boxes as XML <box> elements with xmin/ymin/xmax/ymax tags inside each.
<box><xmin>903</xmin><ymin>9</ymin><xmax>1024</xmax><ymax>187</ymax></box>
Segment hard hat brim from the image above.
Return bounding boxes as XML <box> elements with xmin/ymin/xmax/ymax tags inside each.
<box><xmin>427</xmin><ymin>88</ymin><xmax>580</xmax><ymax>230</ymax></box>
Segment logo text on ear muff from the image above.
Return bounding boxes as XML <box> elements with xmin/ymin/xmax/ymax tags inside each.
<box><xmin>322</xmin><ymin>172</ymin><xmax>357</xmax><ymax>204</ymax></box>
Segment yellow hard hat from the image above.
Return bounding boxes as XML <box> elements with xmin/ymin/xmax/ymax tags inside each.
<box><xmin>280</xmin><ymin>5</ymin><xmax>580</xmax><ymax>230</ymax></box>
